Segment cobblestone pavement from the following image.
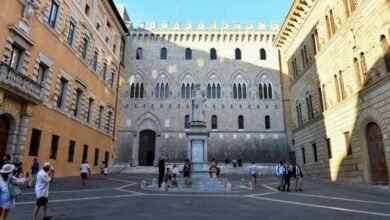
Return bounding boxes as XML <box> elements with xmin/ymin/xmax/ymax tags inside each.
<box><xmin>12</xmin><ymin>174</ymin><xmax>390</xmax><ymax>220</ymax></box>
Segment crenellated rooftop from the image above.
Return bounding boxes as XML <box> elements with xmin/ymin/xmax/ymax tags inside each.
<box><xmin>130</xmin><ymin>21</ymin><xmax>280</xmax><ymax>32</ymax></box>
<box><xmin>273</xmin><ymin>0</ymin><xmax>316</xmax><ymax>49</ymax></box>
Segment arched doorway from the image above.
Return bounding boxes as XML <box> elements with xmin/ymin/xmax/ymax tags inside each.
<box><xmin>366</xmin><ymin>122</ymin><xmax>389</xmax><ymax>185</ymax></box>
<box><xmin>0</xmin><ymin>115</ymin><xmax>10</xmax><ymax>159</ymax></box>
<box><xmin>138</xmin><ymin>130</ymin><xmax>156</xmax><ymax>166</ymax></box>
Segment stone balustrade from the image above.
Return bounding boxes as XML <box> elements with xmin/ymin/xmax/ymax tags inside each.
<box><xmin>0</xmin><ymin>62</ymin><xmax>43</xmax><ymax>102</ymax></box>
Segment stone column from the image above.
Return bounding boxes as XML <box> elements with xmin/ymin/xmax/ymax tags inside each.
<box><xmin>154</xmin><ymin>132</ymin><xmax>161</xmax><ymax>166</ymax></box>
<box><xmin>187</xmin><ymin>139</ymin><xmax>192</xmax><ymax>160</ymax></box>
<box><xmin>14</xmin><ymin>103</ymin><xmax>32</xmax><ymax>160</ymax></box>
<box><xmin>131</xmin><ymin>132</ymin><xmax>139</xmax><ymax>166</ymax></box>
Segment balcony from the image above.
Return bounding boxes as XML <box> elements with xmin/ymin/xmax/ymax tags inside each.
<box><xmin>0</xmin><ymin>62</ymin><xmax>42</xmax><ymax>104</ymax></box>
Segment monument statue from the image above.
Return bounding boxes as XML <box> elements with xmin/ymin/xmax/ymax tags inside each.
<box><xmin>191</xmin><ymin>84</ymin><xmax>206</xmax><ymax>123</ymax></box>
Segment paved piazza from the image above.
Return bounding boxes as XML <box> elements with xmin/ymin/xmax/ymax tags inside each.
<box><xmin>13</xmin><ymin>174</ymin><xmax>390</xmax><ymax>220</ymax></box>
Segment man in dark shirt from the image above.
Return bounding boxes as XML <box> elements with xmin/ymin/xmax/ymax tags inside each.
<box><xmin>158</xmin><ymin>159</ymin><xmax>165</xmax><ymax>187</ymax></box>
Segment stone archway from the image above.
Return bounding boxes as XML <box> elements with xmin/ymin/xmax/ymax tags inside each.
<box><xmin>138</xmin><ymin>130</ymin><xmax>156</xmax><ymax>166</ymax></box>
<box><xmin>366</xmin><ymin>122</ymin><xmax>389</xmax><ymax>185</ymax></box>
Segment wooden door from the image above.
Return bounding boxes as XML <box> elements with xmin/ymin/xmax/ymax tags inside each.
<box><xmin>0</xmin><ymin>116</ymin><xmax>9</xmax><ymax>159</ymax></box>
<box><xmin>366</xmin><ymin>122</ymin><xmax>389</xmax><ymax>185</ymax></box>
<box><xmin>138</xmin><ymin>130</ymin><xmax>156</xmax><ymax>166</ymax></box>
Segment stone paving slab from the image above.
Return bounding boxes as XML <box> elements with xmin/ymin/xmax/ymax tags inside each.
<box><xmin>10</xmin><ymin>174</ymin><xmax>390</xmax><ymax>220</ymax></box>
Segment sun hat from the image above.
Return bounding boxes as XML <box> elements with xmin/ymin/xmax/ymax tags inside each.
<box><xmin>43</xmin><ymin>162</ymin><xmax>51</xmax><ymax>168</ymax></box>
<box><xmin>0</xmin><ymin>164</ymin><xmax>15</xmax><ymax>174</ymax></box>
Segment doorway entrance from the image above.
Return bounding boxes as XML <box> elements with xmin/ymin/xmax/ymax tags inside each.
<box><xmin>139</xmin><ymin>130</ymin><xmax>156</xmax><ymax>166</ymax></box>
<box><xmin>0</xmin><ymin>115</ymin><xmax>10</xmax><ymax>159</ymax></box>
<box><xmin>366</xmin><ymin>122</ymin><xmax>389</xmax><ymax>185</ymax></box>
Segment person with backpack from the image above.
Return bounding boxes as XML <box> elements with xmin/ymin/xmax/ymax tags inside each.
<box><xmin>275</xmin><ymin>161</ymin><xmax>285</xmax><ymax>191</ymax></box>
<box><xmin>0</xmin><ymin>164</ymin><xmax>26</xmax><ymax>220</ymax></box>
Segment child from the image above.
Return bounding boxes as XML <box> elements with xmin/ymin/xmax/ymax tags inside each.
<box><xmin>164</xmin><ymin>168</ymin><xmax>172</xmax><ymax>185</ymax></box>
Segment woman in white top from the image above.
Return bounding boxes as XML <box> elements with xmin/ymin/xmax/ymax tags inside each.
<box><xmin>0</xmin><ymin>164</ymin><xmax>26</xmax><ymax>220</ymax></box>
<box><xmin>171</xmin><ymin>164</ymin><xmax>179</xmax><ymax>187</ymax></box>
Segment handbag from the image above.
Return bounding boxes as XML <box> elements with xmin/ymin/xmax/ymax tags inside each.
<box><xmin>8</xmin><ymin>177</ymin><xmax>22</xmax><ymax>199</ymax></box>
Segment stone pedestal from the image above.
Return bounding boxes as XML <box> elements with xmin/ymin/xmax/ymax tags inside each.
<box><xmin>186</xmin><ymin>127</ymin><xmax>209</xmax><ymax>171</ymax></box>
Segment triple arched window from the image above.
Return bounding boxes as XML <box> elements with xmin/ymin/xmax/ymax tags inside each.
<box><xmin>260</xmin><ymin>48</ymin><xmax>267</xmax><ymax>60</ymax></box>
<box><xmin>155</xmin><ymin>83</ymin><xmax>169</xmax><ymax>99</ymax></box>
<box><xmin>130</xmin><ymin>83</ymin><xmax>144</xmax><ymax>98</ymax></box>
<box><xmin>181</xmin><ymin>83</ymin><xmax>195</xmax><ymax>99</ymax></box>
<box><xmin>207</xmin><ymin>83</ymin><xmax>221</xmax><ymax>99</ymax></box>
<box><xmin>259</xmin><ymin>83</ymin><xmax>273</xmax><ymax>99</ymax></box>
<box><xmin>160</xmin><ymin>47</ymin><xmax>167</xmax><ymax>60</ymax></box>
<box><xmin>233</xmin><ymin>83</ymin><xmax>247</xmax><ymax>99</ymax></box>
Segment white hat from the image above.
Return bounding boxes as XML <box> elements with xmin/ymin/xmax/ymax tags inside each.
<box><xmin>0</xmin><ymin>164</ymin><xmax>15</xmax><ymax>173</ymax></box>
<box><xmin>43</xmin><ymin>162</ymin><xmax>51</xmax><ymax>168</ymax></box>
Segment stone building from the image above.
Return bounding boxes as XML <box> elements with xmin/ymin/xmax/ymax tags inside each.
<box><xmin>0</xmin><ymin>0</ymin><xmax>128</xmax><ymax>177</ymax></box>
<box><xmin>116</xmin><ymin>21</ymin><xmax>291</xmax><ymax>167</ymax></box>
<box><xmin>275</xmin><ymin>0</ymin><xmax>390</xmax><ymax>185</ymax></box>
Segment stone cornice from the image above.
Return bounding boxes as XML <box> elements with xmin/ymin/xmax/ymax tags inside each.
<box><xmin>273</xmin><ymin>0</ymin><xmax>317</xmax><ymax>49</ymax></box>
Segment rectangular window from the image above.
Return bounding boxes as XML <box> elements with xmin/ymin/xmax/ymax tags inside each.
<box><xmin>106</xmin><ymin>112</ymin><xmax>112</xmax><ymax>133</ymax></box>
<box><xmin>9</xmin><ymin>46</ymin><xmax>21</xmax><ymax>70</ymax></box>
<box><xmin>318</xmin><ymin>87</ymin><xmax>325</xmax><ymax>112</ymax></box>
<box><xmin>110</xmin><ymin>72</ymin><xmax>115</xmax><ymax>88</ymax></box>
<box><xmin>339</xmin><ymin>71</ymin><xmax>346</xmax><ymax>100</ymax></box>
<box><xmin>73</xmin><ymin>89</ymin><xmax>83</xmax><ymax>117</ymax></box>
<box><xmin>86</xmin><ymin>98</ymin><xmax>94</xmax><ymax>123</ymax></box>
<box><xmin>81</xmin><ymin>38</ymin><xmax>89</xmax><ymax>60</ymax></box>
<box><xmin>37</xmin><ymin>63</ymin><xmax>47</xmax><ymax>84</ymax></box>
<box><xmin>301</xmin><ymin>147</ymin><xmax>306</xmax><ymax>164</ymax></box>
<box><xmin>102</xmin><ymin>63</ymin><xmax>107</xmax><ymax>81</ymax></box>
<box><xmin>326</xmin><ymin>138</ymin><xmax>332</xmax><ymax>159</ymax></box>
<box><xmin>68</xmin><ymin>140</ymin><xmax>75</xmax><ymax>162</ymax></box>
<box><xmin>96</xmin><ymin>22</ymin><xmax>101</xmax><ymax>31</ymax></box>
<box><xmin>92</xmin><ymin>51</ymin><xmax>98</xmax><ymax>71</ymax></box>
<box><xmin>98</xmin><ymin>106</ymin><xmax>104</xmax><ymax>129</ymax></box>
<box><xmin>28</xmin><ymin>129</ymin><xmax>41</xmax><ymax>156</ymax></box>
<box><xmin>49</xmin><ymin>135</ymin><xmax>59</xmax><ymax>159</ymax></box>
<box><xmin>85</xmin><ymin>4</ymin><xmax>90</xmax><ymax>15</ymax></box>
<box><xmin>94</xmin><ymin>148</ymin><xmax>99</xmax><ymax>166</ymax></box>
<box><xmin>67</xmin><ymin>21</ymin><xmax>75</xmax><ymax>46</ymax></box>
<box><xmin>211</xmin><ymin>116</ymin><xmax>217</xmax><ymax>129</ymax></box>
<box><xmin>334</xmin><ymin>75</ymin><xmax>341</xmax><ymax>103</ymax></box>
<box><xmin>301</xmin><ymin>49</ymin><xmax>306</xmax><ymax>69</ymax></box>
<box><xmin>303</xmin><ymin>45</ymin><xmax>308</xmax><ymax>66</ymax></box>
<box><xmin>82</xmin><ymin>144</ymin><xmax>88</xmax><ymax>162</ymax></box>
<box><xmin>47</xmin><ymin>1</ymin><xmax>59</xmax><ymax>28</ymax></box>
<box><xmin>312</xmin><ymin>29</ymin><xmax>320</xmax><ymax>55</ymax></box>
<box><xmin>344</xmin><ymin>131</ymin><xmax>352</xmax><ymax>155</ymax></box>
<box><xmin>105</xmin><ymin>151</ymin><xmax>109</xmax><ymax>165</ymax></box>
<box><xmin>56</xmin><ymin>78</ymin><xmax>67</xmax><ymax>109</ymax></box>
<box><xmin>312</xmin><ymin>143</ymin><xmax>318</xmax><ymax>162</ymax></box>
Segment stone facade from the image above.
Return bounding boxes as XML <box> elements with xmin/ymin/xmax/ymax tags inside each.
<box><xmin>275</xmin><ymin>0</ymin><xmax>390</xmax><ymax>185</ymax></box>
<box><xmin>116</xmin><ymin>21</ymin><xmax>291</xmax><ymax>167</ymax></box>
<box><xmin>0</xmin><ymin>0</ymin><xmax>128</xmax><ymax>177</ymax></box>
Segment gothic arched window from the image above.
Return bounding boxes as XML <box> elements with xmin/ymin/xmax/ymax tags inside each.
<box><xmin>210</xmin><ymin>48</ymin><xmax>217</xmax><ymax>60</ymax></box>
<box><xmin>185</xmin><ymin>48</ymin><xmax>192</xmax><ymax>60</ymax></box>
<box><xmin>235</xmin><ymin>48</ymin><xmax>242</xmax><ymax>60</ymax></box>
<box><xmin>136</xmin><ymin>47</ymin><xmax>143</xmax><ymax>60</ymax></box>
<box><xmin>260</xmin><ymin>48</ymin><xmax>266</xmax><ymax>60</ymax></box>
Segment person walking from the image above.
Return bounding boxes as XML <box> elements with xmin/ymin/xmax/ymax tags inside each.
<box><xmin>34</xmin><ymin>162</ymin><xmax>53</xmax><ymax>220</ymax></box>
<box><xmin>80</xmin><ymin>160</ymin><xmax>91</xmax><ymax>189</ymax></box>
<box><xmin>183</xmin><ymin>159</ymin><xmax>191</xmax><ymax>188</ymax></box>
<box><xmin>275</xmin><ymin>161</ymin><xmax>285</xmax><ymax>191</ymax></box>
<box><xmin>158</xmin><ymin>159</ymin><xmax>165</xmax><ymax>188</ymax></box>
<box><xmin>292</xmin><ymin>163</ymin><xmax>304</xmax><ymax>191</ymax></box>
<box><xmin>99</xmin><ymin>161</ymin><xmax>106</xmax><ymax>179</ymax></box>
<box><xmin>28</xmin><ymin>158</ymin><xmax>39</xmax><ymax>188</ymax></box>
<box><xmin>248</xmin><ymin>161</ymin><xmax>258</xmax><ymax>186</ymax></box>
<box><xmin>283</xmin><ymin>162</ymin><xmax>292</xmax><ymax>192</ymax></box>
<box><xmin>0</xmin><ymin>164</ymin><xmax>26</xmax><ymax>220</ymax></box>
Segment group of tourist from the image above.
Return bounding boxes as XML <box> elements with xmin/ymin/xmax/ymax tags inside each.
<box><xmin>158</xmin><ymin>159</ymin><xmax>192</xmax><ymax>188</ymax></box>
<box><xmin>275</xmin><ymin>160</ymin><xmax>303</xmax><ymax>192</ymax></box>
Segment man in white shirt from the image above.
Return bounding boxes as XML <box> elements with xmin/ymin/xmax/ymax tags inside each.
<box><xmin>80</xmin><ymin>160</ymin><xmax>91</xmax><ymax>188</ymax></box>
<box><xmin>248</xmin><ymin>161</ymin><xmax>258</xmax><ymax>186</ymax></box>
<box><xmin>34</xmin><ymin>162</ymin><xmax>53</xmax><ymax>220</ymax></box>
<box><xmin>275</xmin><ymin>161</ymin><xmax>285</xmax><ymax>191</ymax></box>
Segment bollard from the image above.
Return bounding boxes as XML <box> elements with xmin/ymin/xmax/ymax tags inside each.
<box><xmin>248</xmin><ymin>182</ymin><xmax>253</xmax><ymax>190</ymax></box>
<box><xmin>161</xmin><ymin>182</ymin><xmax>167</xmax><ymax>192</ymax></box>
<box><xmin>141</xmin><ymin>180</ymin><xmax>146</xmax><ymax>189</ymax></box>
<box><xmin>226</xmin><ymin>183</ymin><xmax>232</xmax><ymax>192</ymax></box>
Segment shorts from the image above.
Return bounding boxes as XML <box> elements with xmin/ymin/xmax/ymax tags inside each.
<box><xmin>251</xmin><ymin>174</ymin><xmax>257</xmax><ymax>178</ymax></box>
<box><xmin>37</xmin><ymin>197</ymin><xmax>48</xmax><ymax>207</ymax></box>
<box><xmin>183</xmin><ymin>172</ymin><xmax>190</xmax><ymax>177</ymax></box>
<box><xmin>100</xmin><ymin>170</ymin><xmax>104</xmax><ymax>175</ymax></box>
<box><xmin>81</xmin><ymin>173</ymin><xmax>88</xmax><ymax>179</ymax></box>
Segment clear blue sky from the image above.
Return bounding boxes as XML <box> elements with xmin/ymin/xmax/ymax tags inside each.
<box><xmin>114</xmin><ymin>0</ymin><xmax>293</xmax><ymax>29</ymax></box>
